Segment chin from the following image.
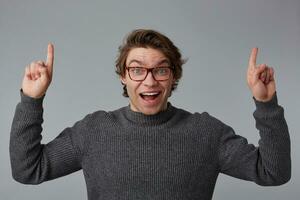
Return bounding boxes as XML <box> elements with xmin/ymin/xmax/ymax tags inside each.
<box><xmin>130</xmin><ymin>97</ymin><xmax>168</xmax><ymax>115</ymax></box>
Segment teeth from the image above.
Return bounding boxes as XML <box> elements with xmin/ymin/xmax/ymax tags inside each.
<box><xmin>141</xmin><ymin>92</ymin><xmax>159</xmax><ymax>96</ymax></box>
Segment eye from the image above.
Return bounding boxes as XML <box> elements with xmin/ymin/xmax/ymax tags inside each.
<box><xmin>156</xmin><ymin>67</ymin><xmax>169</xmax><ymax>75</ymax></box>
<box><xmin>129</xmin><ymin>67</ymin><xmax>145</xmax><ymax>75</ymax></box>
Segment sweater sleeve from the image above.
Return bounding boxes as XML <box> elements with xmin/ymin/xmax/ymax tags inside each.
<box><xmin>9</xmin><ymin>91</ymin><xmax>84</xmax><ymax>184</ymax></box>
<box><xmin>218</xmin><ymin>93</ymin><xmax>291</xmax><ymax>186</ymax></box>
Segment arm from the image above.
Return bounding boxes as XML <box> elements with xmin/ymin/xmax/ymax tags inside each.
<box><xmin>10</xmin><ymin>92</ymin><xmax>83</xmax><ymax>184</ymax></box>
<box><xmin>10</xmin><ymin>44</ymin><xmax>82</xmax><ymax>184</ymax></box>
<box><xmin>219</xmin><ymin>48</ymin><xmax>291</xmax><ymax>185</ymax></box>
<box><xmin>219</xmin><ymin>94</ymin><xmax>291</xmax><ymax>185</ymax></box>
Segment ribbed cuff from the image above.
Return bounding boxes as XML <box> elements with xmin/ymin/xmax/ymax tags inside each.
<box><xmin>253</xmin><ymin>92</ymin><xmax>278</xmax><ymax>111</ymax></box>
<box><xmin>20</xmin><ymin>89</ymin><xmax>45</xmax><ymax>109</ymax></box>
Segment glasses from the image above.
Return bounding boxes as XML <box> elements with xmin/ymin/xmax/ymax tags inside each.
<box><xmin>126</xmin><ymin>66</ymin><xmax>173</xmax><ymax>81</ymax></box>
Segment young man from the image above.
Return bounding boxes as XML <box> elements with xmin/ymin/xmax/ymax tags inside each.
<box><xmin>10</xmin><ymin>29</ymin><xmax>291</xmax><ymax>200</ymax></box>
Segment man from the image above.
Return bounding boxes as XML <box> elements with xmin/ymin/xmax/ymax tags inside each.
<box><xmin>10</xmin><ymin>29</ymin><xmax>291</xmax><ymax>200</ymax></box>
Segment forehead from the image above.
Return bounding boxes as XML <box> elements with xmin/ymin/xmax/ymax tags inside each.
<box><xmin>126</xmin><ymin>47</ymin><xmax>168</xmax><ymax>65</ymax></box>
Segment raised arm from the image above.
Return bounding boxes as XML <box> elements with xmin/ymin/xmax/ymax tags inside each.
<box><xmin>219</xmin><ymin>48</ymin><xmax>291</xmax><ymax>186</ymax></box>
<box><xmin>10</xmin><ymin>44</ymin><xmax>83</xmax><ymax>184</ymax></box>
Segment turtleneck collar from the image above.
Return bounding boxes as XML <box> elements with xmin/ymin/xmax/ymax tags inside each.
<box><xmin>121</xmin><ymin>102</ymin><xmax>176</xmax><ymax>126</ymax></box>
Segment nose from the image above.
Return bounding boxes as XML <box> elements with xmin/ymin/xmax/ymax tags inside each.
<box><xmin>143</xmin><ymin>71</ymin><xmax>158</xmax><ymax>87</ymax></box>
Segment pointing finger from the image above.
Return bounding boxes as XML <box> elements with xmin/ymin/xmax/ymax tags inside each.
<box><xmin>248</xmin><ymin>47</ymin><xmax>258</xmax><ymax>69</ymax></box>
<box><xmin>46</xmin><ymin>43</ymin><xmax>54</xmax><ymax>75</ymax></box>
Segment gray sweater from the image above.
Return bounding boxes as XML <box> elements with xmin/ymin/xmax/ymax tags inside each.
<box><xmin>10</xmin><ymin>92</ymin><xmax>291</xmax><ymax>200</ymax></box>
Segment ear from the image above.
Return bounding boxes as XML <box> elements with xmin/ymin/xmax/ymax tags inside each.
<box><xmin>120</xmin><ymin>75</ymin><xmax>127</xmax><ymax>85</ymax></box>
<box><xmin>172</xmin><ymin>77</ymin><xmax>177</xmax><ymax>85</ymax></box>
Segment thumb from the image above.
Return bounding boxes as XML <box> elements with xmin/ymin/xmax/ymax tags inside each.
<box><xmin>38</xmin><ymin>65</ymin><xmax>48</xmax><ymax>76</ymax></box>
<box><xmin>46</xmin><ymin>43</ymin><xmax>54</xmax><ymax>76</ymax></box>
<box><xmin>255</xmin><ymin>64</ymin><xmax>267</xmax><ymax>79</ymax></box>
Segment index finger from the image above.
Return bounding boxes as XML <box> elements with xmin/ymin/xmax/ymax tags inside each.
<box><xmin>248</xmin><ymin>47</ymin><xmax>258</xmax><ymax>68</ymax></box>
<box><xmin>46</xmin><ymin>43</ymin><xmax>54</xmax><ymax>69</ymax></box>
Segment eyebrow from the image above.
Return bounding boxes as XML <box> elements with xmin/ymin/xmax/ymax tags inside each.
<box><xmin>127</xmin><ymin>59</ymin><xmax>170</xmax><ymax>66</ymax></box>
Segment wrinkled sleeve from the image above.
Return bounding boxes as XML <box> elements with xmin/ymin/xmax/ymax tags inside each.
<box><xmin>219</xmin><ymin>93</ymin><xmax>291</xmax><ymax>186</ymax></box>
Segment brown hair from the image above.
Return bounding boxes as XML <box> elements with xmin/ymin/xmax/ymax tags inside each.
<box><xmin>115</xmin><ymin>29</ymin><xmax>186</xmax><ymax>97</ymax></box>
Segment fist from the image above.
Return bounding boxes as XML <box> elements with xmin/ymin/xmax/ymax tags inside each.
<box><xmin>22</xmin><ymin>44</ymin><xmax>54</xmax><ymax>98</ymax></box>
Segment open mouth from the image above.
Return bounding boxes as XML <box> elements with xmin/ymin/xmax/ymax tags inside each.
<box><xmin>139</xmin><ymin>92</ymin><xmax>161</xmax><ymax>101</ymax></box>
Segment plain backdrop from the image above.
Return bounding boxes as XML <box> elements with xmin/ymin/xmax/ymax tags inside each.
<box><xmin>1</xmin><ymin>0</ymin><xmax>299</xmax><ymax>199</ymax></box>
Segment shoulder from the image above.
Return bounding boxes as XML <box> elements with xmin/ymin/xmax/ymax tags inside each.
<box><xmin>173</xmin><ymin>106</ymin><xmax>226</xmax><ymax>132</ymax></box>
<box><xmin>76</xmin><ymin>108</ymin><xmax>121</xmax><ymax>129</ymax></box>
<box><xmin>174</xmin><ymin>106</ymin><xmax>223</xmax><ymax>124</ymax></box>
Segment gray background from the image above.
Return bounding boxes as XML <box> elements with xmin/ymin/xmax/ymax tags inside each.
<box><xmin>1</xmin><ymin>0</ymin><xmax>299</xmax><ymax>199</ymax></box>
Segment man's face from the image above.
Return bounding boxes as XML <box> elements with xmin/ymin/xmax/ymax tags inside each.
<box><xmin>121</xmin><ymin>47</ymin><xmax>175</xmax><ymax>115</ymax></box>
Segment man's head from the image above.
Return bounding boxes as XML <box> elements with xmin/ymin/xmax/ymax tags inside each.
<box><xmin>115</xmin><ymin>29</ymin><xmax>185</xmax><ymax>115</ymax></box>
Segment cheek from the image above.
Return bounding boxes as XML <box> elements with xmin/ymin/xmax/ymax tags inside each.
<box><xmin>121</xmin><ymin>75</ymin><xmax>137</xmax><ymax>96</ymax></box>
<box><xmin>126</xmin><ymin>82</ymin><xmax>140</xmax><ymax>97</ymax></box>
<box><xmin>160</xmin><ymin>81</ymin><xmax>173</xmax><ymax>96</ymax></box>
<box><xmin>166</xmin><ymin>79</ymin><xmax>175</xmax><ymax>95</ymax></box>
<box><xmin>167</xmin><ymin>79</ymin><xmax>175</xmax><ymax>90</ymax></box>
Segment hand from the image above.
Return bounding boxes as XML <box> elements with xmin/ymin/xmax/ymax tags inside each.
<box><xmin>22</xmin><ymin>43</ymin><xmax>54</xmax><ymax>98</ymax></box>
<box><xmin>247</xmin><ymin>48</ymin><xmax>276</xmax><ymax>102</ymax></box>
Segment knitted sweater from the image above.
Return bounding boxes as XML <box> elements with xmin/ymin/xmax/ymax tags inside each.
<box><xmin>10</xmin><ymin>92</ymin><xmax>291</xmax><ymax>200</ymax></box>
